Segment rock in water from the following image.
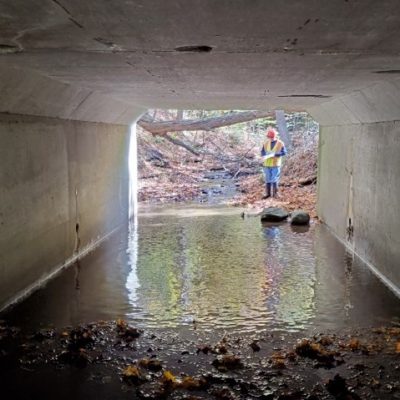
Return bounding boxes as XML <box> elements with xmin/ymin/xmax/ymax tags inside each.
<box><xmin>260</xmin><ymin>207</ymin><xmax>289</xmax><ymax>222</ymax></box>
<box><xmin>290</xmin><ymin>210</ymin><xmax>310</xmax><ymax>225</ymax></box>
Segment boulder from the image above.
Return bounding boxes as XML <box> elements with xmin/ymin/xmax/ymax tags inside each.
<box><xmin>290</xmin><ymin>210</ymin><xmax>310</xmax><ymax>225</ymax></box>
<box><xmin>260</xmin><ymin>207</ymin><xmax>289</xmax><ymax>222</ymax></box>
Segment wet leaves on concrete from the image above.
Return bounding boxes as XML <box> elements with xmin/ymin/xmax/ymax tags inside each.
<box><xmin>249</xmin><ymin>340</ymin><xmax>261</xmax><ymax>352</ymax></box>
<box><xmin>178</xmin><ymin>376</ymin><xmax>208</xmax><ymax>391</ymax></box>
<box><xmin>161</xmin><ymin>370</ymin><xmax>208</xmax><ymax>391</ymax></box>
<box><xmin>122</xmin><ymin>365</ymin><xmax>146</xmax><ymax>385</ymax></box>
<box><xmin>212</xmin><ymin>355</ymin><xmax>243</xmax><ymax>371</ymax></box>
<box><xmin>211</xmin><ymin>387</ymin><xmax>238</xmax><ymax>399</ymax></box>
<box><xmin>139</xmin><ymin>357</ymin><xmax>163</xmax><ymax>372</ymax></box>
<box><xmin>269</xmin><ymin>352</ymin><xmax>287</xmax><ymax>369</ymax></box>
<box><xmin>32</xmin><ymin>329</ymin><xmax>56</xmax><ymax>341</ymax></box>
<box><xmin>116</xmin><ymin>319</ymin><xmax>141</xmax><ymax>341</ymax></box>
<box><xmin>295</xmin><ymin>339</ymin><xmax>336</xmax><ymax>368</ymax></box>
<box><xmin>347</xmin><ymin>338</ymin><xmax>361</xmax><ymax>351</ymax></box>
<box><xmin>3</xmin><ymin>319</ymin><xmax>400</xmax><ymax>399</ymax></box>
<box><xmin>396</xmin><ymin>341</ymin><xmax>400</xmax><ymax>353</ymax></box>
<box><xmin>68</xmin><ymin>327</ymin><xmax>95</xmax><ymax>350</ymax></box>
<box><xmin>325</xmin><ymin>373</ymin><xmax>361</xmax><ymax>399</ymax></box>
<box><xmin>58</xmin><ymin>348</ymin><xmax>91</xmax><ymax>368</ymax></box>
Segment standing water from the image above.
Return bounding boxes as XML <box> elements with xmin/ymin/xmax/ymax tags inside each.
<box><xmin>3</xmin><ymin>204</ymin><xmax>400</xmax><ymax>334</ymax></box>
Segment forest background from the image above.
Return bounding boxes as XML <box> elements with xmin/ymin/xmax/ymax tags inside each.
<box><xmin>137</xmin><ymin>109</ymin><xmax>319</xmax><ymax>217</ymax></box>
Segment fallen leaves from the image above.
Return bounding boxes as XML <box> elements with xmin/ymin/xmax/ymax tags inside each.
<box><xmin>269</xmin><ymin>352</ymin><xmax>286</xmax><ymax>369</ymax></box>
<box><xmin>122</xmin><ymin>365</ymin><xmax>145</xmax><ymax>384</ymax></box>
<box><xmin>162</xmin><ymin>370</ymin><xmax>208</xmax><ymax>391</ymax></box>
<box><xmin>4</xmin><ymin>318</ymin><xmax>400</xmax><ymax>400</ymax></box>
<box><xmin>212</xmin><ymin>355</ymin><xmax>243</xmax><ymax>371</ymax></box>
<box><xmin>139</xmin><ymin>358</ymin><xmax>163</xmax><ymax>372</ymax></box>
<box><xmin>116</xmin><ymin>319</ymin><xmax>141</xmax><ymax>341</ymax></box>
<box><xmin>348</xmin><ymin>338</ymin><xmax>361</xmax><ymax>351</ymax></box>
<box><xmin>229</xmin><ymin>174</ymin><xmax>317</xmax><ymax>218</ymax></box>
<box><xmin>295</xmin><ymin>339</ymin><xmax>336</xmax><ymax>368</ymax></box>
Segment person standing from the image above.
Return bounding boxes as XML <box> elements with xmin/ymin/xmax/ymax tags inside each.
<box><xmin>261</xmin><ymin>127</ymin><xmax>287</xmax><ymax>198</ymax></box>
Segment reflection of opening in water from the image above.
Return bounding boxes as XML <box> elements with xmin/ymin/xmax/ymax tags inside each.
<box><xmin>126</xmin><ymin>216</ymin><xmax>140</xmax><ymax>308</ymax></box>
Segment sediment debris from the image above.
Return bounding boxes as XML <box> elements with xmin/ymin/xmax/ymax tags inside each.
<box><xmin>1</xmin><ymin>320</ymin><xmax>400</xmax><ymax>399</ymax></box>
<box><xmin>295</xmin><ymin>338</ymin><xmax>337</xmax><ymax>368</ymax></box>
<box><xmin>212</xmin><ymin>354</ymin><xmax>243</xmax><ymax>371</ymax></box>
<box><xmin>116</xmin><ymin>318</ymin><xmax>141</xmax><ymax>341</ymax></box>
<box><xmin>249</xmin><ymin>340</ymin><xmax>261</xmax><ymax>352</ymax></box>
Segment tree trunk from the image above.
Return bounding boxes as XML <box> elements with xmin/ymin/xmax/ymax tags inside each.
<box><xmin>163</xmin><ymin>133</ymin><xmax>201</xmax><ymax>156</ymax></box>
<box><xmin>137</xmin><ymin>110</ymin><xmax>273</xmax><ymax>135</ymax></box>
<box><xmin>275</xmin><ymin>110</ymin><xmax>291</xmax><ymax>151</ymax></box>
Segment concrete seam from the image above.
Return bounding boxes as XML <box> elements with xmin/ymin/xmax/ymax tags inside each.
<box><xmin>338</xmin><ymin>98</ymin><xmax>362</xmax><ymax>124</ymax></box>
<box><xmin>323</xmin><ymin>223</ymin><xmax>400</xmax><ymax>299</ymax></box>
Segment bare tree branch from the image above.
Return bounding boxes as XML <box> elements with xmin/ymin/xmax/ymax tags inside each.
<box><xmin>163</xmin><ymin>133</ymin><xmax>201</xmax><ymax>156</ymax></box>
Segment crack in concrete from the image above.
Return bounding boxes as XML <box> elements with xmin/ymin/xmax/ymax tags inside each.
<box><xmin>73</xmin><ymin>187</ymin><xmax>81</xmax><ymax>254</ymax></box>
<box><xmin>10</xmin><ymin>0</ymin><xmax>85</xmax><ymax>51</ymax></box>
<box><xmin>70</xmin><ymin>92</ymin><xmax>93</xmax><ymax>116</ymax></box>
<box><xmin>68</xmin><ymin>17</ymin><xmax>84</xmax><ymax>29</ymax></box>
<box><xmin>51</xmin><ymin>0</ymin><xmax>84</xmax><ymax>30</ymax></box>
<box><xmin>51</xmin><ymin>0</ymin><xmax>73</xmax><ymax>17</ymax></box>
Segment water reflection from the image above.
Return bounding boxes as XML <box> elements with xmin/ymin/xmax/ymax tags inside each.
<box><xmin>126</xmin><ymin>216</ymin><xmax>140</xmax><ymax>308</ymax></box>
<box><xmin>3</xmin><ymin>206</ymin><xmax>400</xmax><ymax>334</ymax></box>
<box><xmin>261</xmin><ymin>221</ymin><xmax>315</xmax><ymax>331</ymax></box>
<box><xmin>118</xmin><ymin>206</ymin><xmax>399</xmax><ymax>333</ymax></box>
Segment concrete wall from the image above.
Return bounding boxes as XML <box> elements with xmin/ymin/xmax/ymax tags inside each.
<box><xmin>0</xmin><ymin>113</ymin><xmax>131</xmax><ymax>310</ymax></box>
<box><xmin>317</xmin><ymin>121</ymin><xmax>400</xmax><ymax>294</ymax></box>
<box><xmin>0</xmin><ymin>66</ymin><xmax>143</xmax><ymax>125</ymax></box>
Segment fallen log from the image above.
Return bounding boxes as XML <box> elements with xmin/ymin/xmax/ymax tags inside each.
<box><xmin>137</xmin><ymin>110</ymin><xmax>274</xmax><ymax>135</ymax></box>
<box><xmin>298</xmin><ymin>175</ymin><xmax>317</xmax><ymax>186</ymax></box>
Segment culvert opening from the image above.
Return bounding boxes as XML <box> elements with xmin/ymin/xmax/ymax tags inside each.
<box><xmin>135</xmin><ymin>109</ymin><xmax>319</xmax><ymax>211</ymax></box>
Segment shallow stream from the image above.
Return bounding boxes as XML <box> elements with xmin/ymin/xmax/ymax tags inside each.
<box><xmin>3</xmin><ymin>205</ymin><xmax>400</xmax><ymax>335</ymax></box>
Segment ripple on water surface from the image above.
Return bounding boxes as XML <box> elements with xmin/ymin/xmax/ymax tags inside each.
<box><xmin>3</xmin><ymin>205</ymin><xmax>400</xmax><ymax>334</ymax></box>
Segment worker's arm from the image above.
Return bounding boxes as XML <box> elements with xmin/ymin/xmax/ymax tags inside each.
<box><xmin>261</xmin><ymin>145</ymin><xmax>266</xmax><ymax>156</ymax></box>
<box><xmin>274</xmin><ymin>145</ymin><xmax>287</xmax><ymax>157</ymax></box>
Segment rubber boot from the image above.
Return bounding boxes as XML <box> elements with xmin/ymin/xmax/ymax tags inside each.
<box><xmin>272</xmin><ymin>183</ymin><xmax>279</xmax><ymax>198</ymax></box>
<box><xmin>262</xmin><ymin>183</ymin><xmax>271</xmax><ymax>199</ymax></box>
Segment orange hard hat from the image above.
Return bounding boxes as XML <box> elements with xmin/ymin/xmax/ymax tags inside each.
<box><xmin>266</xmin><ymin>129</ymin><xmax>277</xmax><ymax>139</ymax></box>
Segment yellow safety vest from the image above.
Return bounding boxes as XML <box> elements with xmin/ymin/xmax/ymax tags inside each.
<box><xmin>263</xmin><ymin>140</ymin><xmax>284</xmax><ymax>167</ymax></box>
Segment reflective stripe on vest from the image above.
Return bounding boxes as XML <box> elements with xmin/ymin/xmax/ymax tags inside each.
<box><xmin>263</xmin><ymin>140</ymin><xmax>283</xmax><ymax>167</ymax></box>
